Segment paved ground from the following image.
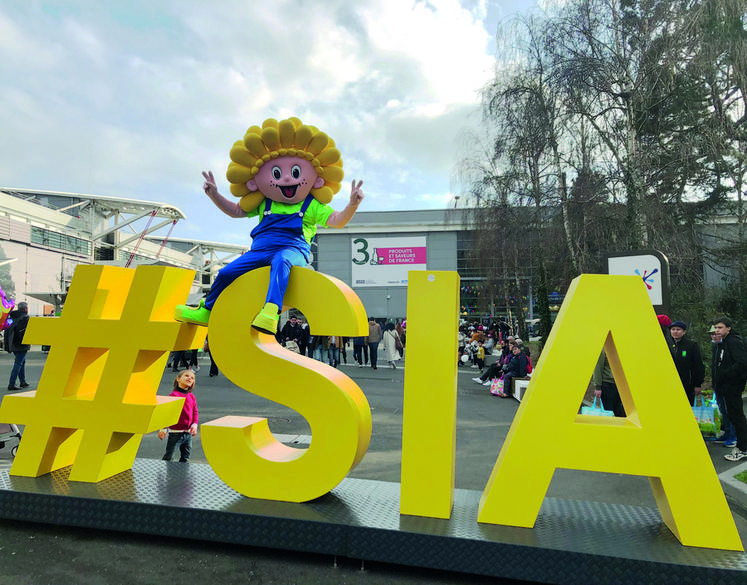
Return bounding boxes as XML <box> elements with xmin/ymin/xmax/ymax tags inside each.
<box><xmin>0</xmin><ymin>349</ymin><xmax>746</xmax><ymax>584</ymax></box>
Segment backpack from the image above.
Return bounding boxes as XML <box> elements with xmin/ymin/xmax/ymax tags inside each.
<box><xmin>15</xmin><ymin>322</ymin><xmax>27</xmax><ymax>346</ymax></box>
<box><xmin>6</xmin><ymin>315</ymin><xmax>28</xmax><ymax>352</ymax></box>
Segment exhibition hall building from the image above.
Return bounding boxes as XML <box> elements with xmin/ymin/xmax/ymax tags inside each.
<box><xmin>0</xmin><ymin>188</ymin><xmax>478</xmax><ymax>320</ymax></box>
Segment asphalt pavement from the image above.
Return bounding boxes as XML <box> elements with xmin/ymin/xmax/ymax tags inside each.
<box><xmin>0</xmin><ymin>348</ymin><xmax>746</xmax><ymax>585</ymax></box>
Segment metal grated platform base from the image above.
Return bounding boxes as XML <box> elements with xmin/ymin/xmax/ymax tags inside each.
<box><xmin>0</xmin><ymin>459</ymin><xmax>746</xmax><ymax>584</ymax></box>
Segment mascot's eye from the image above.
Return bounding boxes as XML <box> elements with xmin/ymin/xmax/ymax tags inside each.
<box><xmin>272</xmin><ymin>166</ymin><xmax>282</xmax><ymax>180</ymax></box>
<box><xmin>291</xmin><ymin>165</ymin><xmax>302</xmax><ymax>179</ymax></box>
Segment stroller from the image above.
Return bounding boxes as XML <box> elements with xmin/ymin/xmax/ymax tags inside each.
<box><xmin>0</xmin><ymin>423</ymin><xmax>21</xmax><ymax>458</ymax></box>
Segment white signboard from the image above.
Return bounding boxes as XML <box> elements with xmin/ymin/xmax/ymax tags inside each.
<box><xmin>607</xmin><ymin>254</ymin><xmax>663</xmax><ymax>306</ymax></box>
<box><xmin>351</xmin><ymin>236</ymin><xmax>427</xmax><ymax>287</ymax></box>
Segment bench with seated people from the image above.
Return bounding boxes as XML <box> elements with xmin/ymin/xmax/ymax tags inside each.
<box><xmin>472</xmin><ymin>338</ymin><xmax>532</xmax><ymax>399</ymax></box>
<box><xmin>512</xmin><ymin>377</ymin><xmax>531</xmax><ymax>401</ymax></box>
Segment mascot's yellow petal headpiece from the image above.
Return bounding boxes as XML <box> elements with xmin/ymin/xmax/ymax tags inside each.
<box><xmin>226</xmin><ymin>117</ymin><xmax>344</xmax><ymax>212</ymax></box>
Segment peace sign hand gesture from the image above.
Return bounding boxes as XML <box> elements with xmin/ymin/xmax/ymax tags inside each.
<box><xmin>349</xmin><ymin>179</ymin><xmax>364</xmax><ymax>206</ymax></box>
<box><xmin>202</xmin><ymin>170</ymin><xmax>218</xmax><ymax>198</ymax></box>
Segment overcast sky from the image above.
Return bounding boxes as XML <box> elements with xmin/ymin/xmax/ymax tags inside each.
<box><xmin>1</xmin><ymin>0</ymin><xmax>546</xmax><ymax>245</ymax></box>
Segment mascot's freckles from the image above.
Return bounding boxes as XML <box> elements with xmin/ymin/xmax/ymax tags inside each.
<box><xmin>174</xmin><ymin>117</ymin><xmax>364</xmax><ymax>334</ymax></box>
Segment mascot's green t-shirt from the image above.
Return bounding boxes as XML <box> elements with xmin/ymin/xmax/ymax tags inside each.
<box><xmin>247</xmin><ymin>198</ymin><xmax>335</xmax><ymax>244</ymax></box>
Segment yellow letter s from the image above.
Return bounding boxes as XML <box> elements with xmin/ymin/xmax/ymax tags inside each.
<box><xmin>201</xmin><ymin>266</ymin><xmax>371</xmax><ymax>502</ymax></box>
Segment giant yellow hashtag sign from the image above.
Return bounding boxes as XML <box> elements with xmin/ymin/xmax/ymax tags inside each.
<box><xmin>0</xmin><ymin>265</ymin><xmax>206</xmax><ymax>482</ymax></box>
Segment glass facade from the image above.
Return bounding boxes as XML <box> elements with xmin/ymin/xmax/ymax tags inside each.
<box><xmin>118</xmin><ymin>250</ymin><xmax>152</xmax><ymax>263</ymax></box>
<box><xmin>457</xmin><ymin>230</ymin><xmax>484</xmax><ymax>315</ymax></box>
<box><xmin>456</xmin><ymin>231</ymin><xmax>482</xmax><ymax>279</ymax></box>
<box><xmin>30</xmin><ymin>226</ymin><xmax>91</xmax><ymax>256</ymax></box>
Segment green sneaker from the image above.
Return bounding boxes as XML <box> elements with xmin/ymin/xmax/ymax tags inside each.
<box><xmin>174</xmin><ymin>298</ymin><xmax>210</xmax><ymax>326</ymax></box>
<box><xmin>252</xmin><ymin>302</ymin><xmax>280</xmax><ymax>334</ymax></box>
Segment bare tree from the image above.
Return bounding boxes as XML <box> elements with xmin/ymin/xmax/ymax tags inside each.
<box><xmin>455</xmin><ymin>0</ymin><xmax>747</xmax><ymax>336</ymax></box>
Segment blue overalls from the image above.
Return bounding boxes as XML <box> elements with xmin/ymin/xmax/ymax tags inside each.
<box><xmin>204</xmin><ymin>195</ymin><xmax>314</xmax><ymax>310</ymax></box>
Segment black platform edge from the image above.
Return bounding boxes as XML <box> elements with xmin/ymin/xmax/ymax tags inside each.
<box><xmin>0</xmin><ymin>459</ymin><xmax>745</xmax><ymax>585</ymax></box>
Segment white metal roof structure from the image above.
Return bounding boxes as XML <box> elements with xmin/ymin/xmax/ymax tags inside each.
<box><xmin>0</xmin><ymin>187</ymin><xmax>246</xmax><ymax>312</ymax></box>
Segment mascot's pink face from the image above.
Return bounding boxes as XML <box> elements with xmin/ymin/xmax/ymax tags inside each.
<box><xmin>247</xmin><ymin>156</ymin><xmax>325</xmax><ymax>205</ymax></box>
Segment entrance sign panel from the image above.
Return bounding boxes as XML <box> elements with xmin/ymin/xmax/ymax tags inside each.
<box><xmin>606</xmin><ymin>249</ymin><xmax>670</xmax><ymax>312</ymax></box>
<box><xmin>351</xmin><ymin>236</ymin><xmax>427</xmax><ymax>287</ymax></box>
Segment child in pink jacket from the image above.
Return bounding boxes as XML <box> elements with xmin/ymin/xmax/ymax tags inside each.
<box><xmin>158</xmin><ymin>370</ymin><xmax>199</xmax><ymax>462</ymax></box>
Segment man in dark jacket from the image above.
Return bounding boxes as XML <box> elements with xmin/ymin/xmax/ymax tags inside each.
<box><xmin>668</xmin><ymin>321</ymin><xmax>705</xmax><ymax>406</ymax></box>
<box><xmin>5</xmin><ymin>302</ymin><xmax>30</xmax><ymax>391</ymax></box>
<box><xmin>712</xmin><ymin>317</ymin><xmax>747</xmax><ymax>462</ymax></box>
<box><xmin>710</xmin><ymin>326</ymin><xmax>736</xmax><ymax>445</ymax></box>
<box><xmin>280</xmin><ymin>316</ymin><xmax>302</xmax><ymax>351</ymax></box>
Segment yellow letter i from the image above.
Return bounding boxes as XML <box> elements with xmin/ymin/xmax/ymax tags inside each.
<box><xmin>400</xmin><ymin>271</ymin><xmax>460</xmax><ymax>519</ymax></box>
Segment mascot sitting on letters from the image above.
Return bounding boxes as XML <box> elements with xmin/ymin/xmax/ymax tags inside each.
<box><xmin>175</xmin><ymin>117</ymin><xmax>364</xmax><ymax>334</ymax></box>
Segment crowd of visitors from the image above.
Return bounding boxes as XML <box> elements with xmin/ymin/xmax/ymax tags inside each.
<box><xmin>589</xmin><ymin>314</ymin><xmax>747</xmax><ymax>462</ymax></box>
<box><xmin>647</xmin><ymin>314</ymin><xmax>747</xmax><ymax>462</ymax></box>
<box><xmin>458</xmin><ymin>317</ymin><xmax>516</xmax><ymax>367</ymax></box>
<box><xmin>470</xmin><ymin>336</ymin><xmax>531</xmax><ymax>398</ymax></box>
<box><xmin>268</xmin><ymin>313</ymin><xmax>406</xmax><ymax>371</ymax></box>
<box><xmin>459</xmin><ymin>312</ymin><xmax>747</xmax><ymax>463</ymax></box>
<box><xmin>161</xmin><ymin>313</ymin><xmax>523</xmax><ymax>397</ymax></box>
<box><xmin>154</xmin><ymin>310</ymin><xmax>747</xmax><ymax>468</ymax></box>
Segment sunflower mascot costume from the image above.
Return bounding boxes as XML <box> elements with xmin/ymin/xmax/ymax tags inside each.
<box><xmin>175</xmin><ymin>117</ymin><xmax>364</xmax><ymax>333</ymax></box>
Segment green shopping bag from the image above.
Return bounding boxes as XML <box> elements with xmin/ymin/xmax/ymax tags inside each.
<box><xmin>693</xmin><ymin>395</ymin><xmax>718</xmax><ymax>436</ymax></box>
<box><xmin>581</xmin><ymin>396</ymin><xmax>615</xmax><ymax>417</ymax></box>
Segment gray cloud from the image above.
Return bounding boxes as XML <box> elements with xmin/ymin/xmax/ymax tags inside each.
<box><xmin>0</xmin><ymin>1</ymin><xmax>536</xmax><ymax>242</ymax></box>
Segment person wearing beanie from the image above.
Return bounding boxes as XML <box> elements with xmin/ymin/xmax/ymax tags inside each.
<box><xmin>657</xmin><ymin>314</ymin><xmax>673</xmax><ymax>345</ymax></box>
<box><xmin>514</xmin><ymin>338</ymin><xmax>530</xmax><ymax>358</ymax></box>
<box><xmin>668</xmin><ymin>321</ymin><xmax>705</xmax><ymax>406</ymax></box>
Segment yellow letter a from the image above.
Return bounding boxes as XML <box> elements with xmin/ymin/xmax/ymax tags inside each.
<box><xmin>477</xmin><ymin>274</ymin><xmax>743</xmax><ymax>551</ymax></box>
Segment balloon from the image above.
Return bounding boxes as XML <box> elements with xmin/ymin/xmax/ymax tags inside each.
<box><xmin>0</xmin><ymin>286</ymin><xmax>14</xmax><ymax>331</ymax></box>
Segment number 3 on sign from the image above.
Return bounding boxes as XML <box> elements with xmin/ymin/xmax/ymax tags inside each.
<box><xmin>351</xmin><ymin>237</ymin><xmax>369</xmax><ymax>265</ymax></box>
